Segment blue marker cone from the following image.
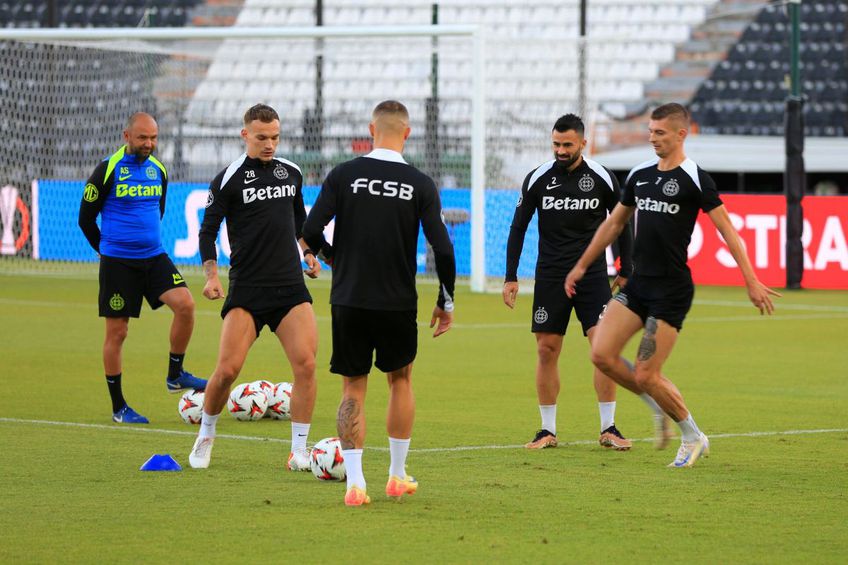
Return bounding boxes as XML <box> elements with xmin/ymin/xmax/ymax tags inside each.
<box><xmin>140</xmin><ymin>454</ymin><xmax>182</xmax><ymax>472</ymax></box>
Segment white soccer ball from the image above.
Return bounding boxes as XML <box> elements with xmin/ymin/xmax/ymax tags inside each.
<box><xmin>178</xmin><ymin>389</ymin><xmax>204</xmax><ymax>424</ymax></box>
<box><xmin>310</xmin><ymin>437</ymin><xmax>346</xmax><ymax>481</ymax></box>
<box><xmin>266</xmin><ymin>382</ymin><xmax>293</xmax><ymax>420</ymax></box>
<box><xmin>228</xmin><ymin>382</ymin><xmax>268</xmax><ymax>421</ymax></box>
<box><xmin>251</xmin><ymin>379</ymin><xmax>274</xmax><ymax>401</ymax></box>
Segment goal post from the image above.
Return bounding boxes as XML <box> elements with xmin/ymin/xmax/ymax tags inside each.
<box><xmin>0</xmin><ymin>24</ymin><xmax>488</xmax><ymax>289</ymax></box>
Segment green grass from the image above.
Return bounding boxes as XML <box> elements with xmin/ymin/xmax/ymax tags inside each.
<box><xmin>1</xmin><ymin>264</ymin><xmax>846</xmax><ymax>563</ymax></box>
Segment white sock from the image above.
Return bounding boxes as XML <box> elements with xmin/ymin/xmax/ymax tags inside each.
<box><xmin>598</xmin><ymin>402</ymin><xmax>616</xmax><ymax>431</ymax></box>
<box><xmin>343</xmin><ymin>449</ymin><xmax>365</xmax><ymax>491</ymax></box>
<box><xmin>388</xmin><ymin>437</ymin><xmax>410</xmax><ymax>478</ymax></box>
<box><xmin>539</xmin><ymin>404</ymin><xmax>557</xmax><ymax>435</ymax></box>
<box><xmin>639</xmin><ymin>393</ymin><xmax>664</xmax><ymax>416</ymax></box>
<box><xmin>199</xmin><ymin>411</ymin><xmax>219</xmax><ymax>438</ymax></box>
<box><xmin>677</xmin><ymin>414</ymin><xmax>701</xmax><ymax>443</ymax></box>
<box><xmin>291</xmin><ymin>421</ymin><xmax>310</xmax><ymax>455</ymax></box>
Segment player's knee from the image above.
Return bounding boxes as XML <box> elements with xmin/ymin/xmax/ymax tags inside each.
<box><xmin>107</xmin><ymin>325</ymin><xmax>129</xmax><ymax>344</ymax></box>
<box><xmin>633</xmin><ymin>367</ymin><xmax>658</xmax><ymax>389</ymax></box>
<box><xmin>536</xmin><ymin>341</ymin><xmax>559</xmax><ymax>364</ymax></box>
<box><xmin>216</xmin><ymin>363</ymin><xmax>241</xmax><ymax>385</ymax></box>
<box><xmin>293</xmin><ymin>356</ymin><xmax>316</xmax><ymax>378</ymax></box>
<box><xmin>589</xmin><ymin>347</ymin><xmax>612</xmax><ymax>372</ymax></box>
<box><xmin>172</xmin><ymin>293</ymin><xmax>195</xmax><ymax>317</ymax></box>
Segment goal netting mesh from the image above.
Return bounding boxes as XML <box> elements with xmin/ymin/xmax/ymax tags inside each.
<box><xmin>0</xmin><ymin>27</ymin><xmax>618</xmax><ymax>289</ymax></box>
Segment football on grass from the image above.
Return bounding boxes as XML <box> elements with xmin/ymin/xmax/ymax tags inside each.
<box><xmin>178</xmin><ymin>389</ymin><xmax>204</xmax><ymax>424</ymax></box>
<box><xmin>310</xmin><ymin>437</ymin><xmax>346</xmax><ymax>481</ymax></box>
<box><xmin>266</xmin><ymin>382</ymin><xmax>293</xmax><ymax>420</ymax></box>
<box><xmin>228</xmin><ymin>382</ymin><xmax>268</xmax><ymax>421</ymax></box>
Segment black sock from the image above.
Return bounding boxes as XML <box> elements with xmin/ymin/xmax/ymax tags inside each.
<box><xmin>168</xmin><ymin>353</ymin><xmax>185</xmax><ymax>380</ymax></box>
<box><xmin>106</xmin><ymin>373</ymin><xmax>126</xmax><ymax>413</ymax></box>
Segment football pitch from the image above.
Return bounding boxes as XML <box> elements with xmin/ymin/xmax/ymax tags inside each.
<box><xmin>1</xmin><ymin>266</ymin><xmax>846</xmax><ymax>563</ymax></box>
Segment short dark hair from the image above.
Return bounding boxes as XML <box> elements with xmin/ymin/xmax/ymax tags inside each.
<box><xmin>372</xmin><ymin>99</ymin><xmax>409</xmax><ymax>121</ymax></box>
<box><xmin>243</xmin><ymin>103</ymin><xmax>279</xmax><ymax>126</ymax></box>
<box><xmin>651</xmin><ymin>103</ymin><xmax>690</xmax><ymax>127</ymax></box>
<box><xmin>552</xmin><ymin>114</ymin><xmax>585</xmax><ymax>136</ymax></box>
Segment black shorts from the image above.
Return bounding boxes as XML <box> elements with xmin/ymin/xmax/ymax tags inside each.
<box><xmin>99</xmin><ymin>253</ymin><xmax>187</xmax><ymax>318</ymax></box>
<box><xmin>613</xmin><ymin>272</ymin><xmax>694</xmax><ymax>331</ymax></box>
<box><xmin>330</xmin><ymin>305</ymin><xmax>417</xmax><ymax>376</ymax></box>
<box><xmin>532</xmin><ymin>275</ymin><xmax>611</xmax><ymax>336</ymax></box>
<box><xmin>221</xmin><ymin>284</ymin><xmax>313</xmax><ymax>336</ymax></box>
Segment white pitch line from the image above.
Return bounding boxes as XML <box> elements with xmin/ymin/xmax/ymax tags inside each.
<box><xmin>0</xmin><ymin>417</ymin><xmax>845</xmax><ymax>454</ymax></box>
<box><xmin>2</xmin><ymin>297</ymin><xmax>847</xmax><ymax>328</ymax></box>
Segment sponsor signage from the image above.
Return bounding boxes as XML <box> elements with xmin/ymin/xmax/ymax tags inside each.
<box><xmin>29</xmin><ymin>181</ymin><xmax>848</xmax><ymax>288</ymax></box>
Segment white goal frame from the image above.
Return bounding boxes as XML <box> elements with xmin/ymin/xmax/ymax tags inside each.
<box><xmin>0</xmin><ymin>25</ymin><xmax>489</xmax><ymax>291</ymax></box>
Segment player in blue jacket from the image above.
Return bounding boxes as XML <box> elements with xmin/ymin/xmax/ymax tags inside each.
<box><xmin>78</xmin><ymin>112</ymin><xmax>206</xmax><ymax>424</ymax></box>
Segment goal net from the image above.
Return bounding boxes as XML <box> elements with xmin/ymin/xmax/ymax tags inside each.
<box><xmin>0</xmin><ymin>24</ymin><xmax>633</xmax><ymax>290</ymax></box>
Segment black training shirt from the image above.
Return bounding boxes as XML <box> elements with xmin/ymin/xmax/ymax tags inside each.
<box><xmin>622</xmin><ymin>157</ymin><xmax>723</xmax><ymax>278</ymax></box>
<box><xmin>199</xmin><ymin>154</ymin><xmax>306</xmax><ymax>286</ymax></box>
<box><xmin>506</xmin><ymin>157</ymin><xmax>632</xmax><ymax>282</ymax></box>
<box><xmin>302</xmin><ymin>149</ymin><xmax>456</xmax><ymax>312</ymax></box>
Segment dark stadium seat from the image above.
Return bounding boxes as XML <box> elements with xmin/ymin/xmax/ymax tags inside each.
<box><xmin>114</xmin><ymin>5</ymin><xmax>141</xmax><ymax>27</ymax></box>
<box><xmin>691</xmin><ymin>0</ymin><xmax>847</xmax><ymax>137</ymax></box>
<box><xmin>89</xmin><ymin>4</ymin><xmax>112</xmax><ymax>27</ymax></box>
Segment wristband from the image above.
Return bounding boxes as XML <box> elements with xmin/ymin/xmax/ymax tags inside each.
<box><xmin>303</xmin><ymin>248</ymin><xmax>315</xmax><ymax>257</ymax></box>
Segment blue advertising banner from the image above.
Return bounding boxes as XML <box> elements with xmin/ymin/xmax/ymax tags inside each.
<box><xmin>36</xmin><ymin>180</ymin><xmax>540</xmax><ymax>279</ymax></box>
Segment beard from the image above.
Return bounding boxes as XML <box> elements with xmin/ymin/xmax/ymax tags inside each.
<box><xmin>554</xmin><ymin>153</ymin><xmax>580</xmax><ymax>170</ymax></box>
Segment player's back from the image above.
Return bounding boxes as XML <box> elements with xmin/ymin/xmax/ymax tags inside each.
<box><xmin>321</xmin><ymin>149</ymin><xmax>440</xmax><ymax>310</ymax></box>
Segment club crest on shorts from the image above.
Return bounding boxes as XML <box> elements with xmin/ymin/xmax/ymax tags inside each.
<box><xmin>578</xmin><ymin>174</ymin><xmax>595</xmax><ymax>192</ymax></box>
<box><xmin>534</xmin><ymin>306</ymin><xmax>548</xmax><ymax>324</ymax></box>
<box><xmin>662</xmin><ymin>179</ymin><xmax>680</xmax><ymax>197</ymax></box>
<box><xmin>109</xmin><ymin>293</ymin><xmax>125</xmax><ymax>311</ymax></box>
<box><xmin>273</xmin><ymin>165</ymin><xmax>288</xmax><ymax>180</ymax></box>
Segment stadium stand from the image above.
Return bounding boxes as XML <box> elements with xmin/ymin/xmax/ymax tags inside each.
<box><xmin>0</xmin><ymin>1</ymin><xmax>203</xmax><ymax>184</ymax></box>
<box><xmin>183</xmin><ymin>0</ymin><xmax>723</xmax><ymax>183</ymax></box>
<box><xmin>2</xmin><ymin>1</ymin><xmax>846</xmax><ymax>186</ymax></box>
<box><xmin>690</xmin><ymin>0</ymin><xmax>848</xmax><ymax>137</ymax></box>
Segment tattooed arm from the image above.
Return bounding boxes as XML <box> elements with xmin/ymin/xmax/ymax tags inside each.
<box><xmin>202</xmin><ymin>259</ymin><xmax>225</xmax><ymax>300</ymax></box>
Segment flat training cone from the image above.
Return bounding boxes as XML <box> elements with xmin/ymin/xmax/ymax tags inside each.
<box><xmin>140</xmin><ymin>454</ymin><xmax>182</xmax><ymax>472</ymax></box>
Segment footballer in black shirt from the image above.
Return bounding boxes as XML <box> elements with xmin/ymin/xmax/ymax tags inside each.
<box><xmin>502</xmin><ymin>114</ymin><xmax>646</xmax><ymax>451</ymax></box>
<box><xmin>189</xmin><ymin>104</ymin><xmax>321</xmax><ymax>473</ymax></box>
<box><xmin>566</xmin><ymin>103</ymin><xmax>780</xmax><ymax>468</ymax></box>
<box><xmin>302</xmin><ymin>100</ymin><xmax>456</xmax><ymax>506</ymax></box>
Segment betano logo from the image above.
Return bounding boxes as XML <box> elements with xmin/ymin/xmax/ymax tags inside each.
<box><xmin>242</xmin><ymin>185</ymin><xmax>296</xmax><ymax>204</ymax></box>
<box><xmin>116</xmin><ymin>183</ymin><xmax>162</xmax><ymax>198</ymax></box>
<box><xmin>542</xmin><ymin>196</ymin><xmax>600</xmax><ymax>211</ymax></box>
<box><xmin>636</xmin><ymin>197</ymin><xmax>680</xmax><ymax>214</ymax></box>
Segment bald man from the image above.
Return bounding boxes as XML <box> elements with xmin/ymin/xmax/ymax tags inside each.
<box><xmin>303</xmin><ymin>100</ymin><xmax>456</xmax><ymax>506</ymax></box>
<box><xmin>79</xmin><ymin>112</ymin><xmax>206</xmax><ymax>425</ymax></box>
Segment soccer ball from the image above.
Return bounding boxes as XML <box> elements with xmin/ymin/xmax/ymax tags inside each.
<box><xmin>178</xmin><ymin>389</ymin><xmax>204</xmax><ymax>424</ymax></box>
<box><xmin>227</xmin><ymin>382</ymin><xmax>268</xmax><ymax>421</ymax></box>
<box><xmin>266</xmin><ymin>382</ymin><xmax>293</xmax><ymax>420</ymax></box>
<box><xmin>251</xmin><ymin>379</ymin><xmax>274</xmax><ymax>401</ymax></box>
<box><xmin>310</xmin><ymin>437</ymin><xmax>346</xmax><ymax>481</ymax></box>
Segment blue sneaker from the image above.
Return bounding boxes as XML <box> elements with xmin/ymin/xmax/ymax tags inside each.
<box><xmin>166</xmin><ymin>369</ymin><xmax>207</xmax><ymax>393</ymax></box>
<box><xmin>112</xmin><ymin>405</ymin><xmax>149</xmax><ymax>424</ymax></box>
